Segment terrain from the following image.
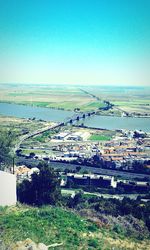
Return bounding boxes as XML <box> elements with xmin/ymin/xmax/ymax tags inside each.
<box><xmin>84</xmin><ymin>85</ymin><xmax>150</xmax><ymax>117</ymax></box>
<box><xmin>0</xmin><ymin>84</ymin><xmax>150</xmax><ymax>250</ymax></box>
<box><xmin>0</xmin><ymin>204</ymin><xmax>150</xmax><ymax>250</ymax></box>
<box><xmin>0</xmin><ymin>84</ymin><xmax>150</xmax><ymax>116</ymax></box>
<box><xmin>0</xmin><ymin>84</ymin><xmax>105</xmax><ymax>112</ymax></box>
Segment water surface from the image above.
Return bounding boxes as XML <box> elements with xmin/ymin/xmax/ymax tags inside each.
<box><xmin>83</xmin><ymin>115</ymin><xmax>150</xmax><ymax>132</ymax></box>
<box><xmin>0</xmin><ymin>102</ymin><xmax>150</xmax><ymax>132</ymax></box>
<box><xmin>0</xmin><ymin>102</ymin><xmax>74</xmax><ymax>122</ymax></box>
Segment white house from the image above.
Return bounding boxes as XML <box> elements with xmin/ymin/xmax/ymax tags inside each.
<box><xmin>0</xmin><ymin>171</ymin><xmax>17</xmax><ymax>206</ymax></box>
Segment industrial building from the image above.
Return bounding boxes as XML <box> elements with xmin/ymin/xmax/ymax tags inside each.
<box><xmin>66</xmin><ymin>173</ymin><xmax>117</xmax><ymax>188</ymax></box>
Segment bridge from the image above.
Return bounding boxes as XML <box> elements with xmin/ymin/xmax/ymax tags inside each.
<box><xmin>14</xmin><ymin>111</ymin><xmax>97</xmax><ymax>152</ymax></box>
<box><xmin>64</xmin><ymin>111</ymin><xmax>96</xmax><ymax>125</ymax></box>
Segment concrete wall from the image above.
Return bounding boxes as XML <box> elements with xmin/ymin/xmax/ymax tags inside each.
<box><xmin>0</xmin><ymin>171</ymin><xmax>17</xmax><ymax>206</ymax></box>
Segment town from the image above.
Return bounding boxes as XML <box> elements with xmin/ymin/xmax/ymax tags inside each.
<box><xmin>15</xmin><ymin>123</ymin><xmax>150</xmax><ymax>194</ymax></box>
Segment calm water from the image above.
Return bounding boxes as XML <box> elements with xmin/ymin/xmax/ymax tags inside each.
<box><xmin>83</xmin><ymin>115</ymin><xmax>150</xmax><ymax>132</ymax></box>
<box><xmin>0</xmin><ymin>103</ymin><xmax>74</xmax><ymax>122</ymax></box>
<box><xmin>0</xmin><ymin>102</ymin><xmax>150</xmax><ymax>132</ymax></box>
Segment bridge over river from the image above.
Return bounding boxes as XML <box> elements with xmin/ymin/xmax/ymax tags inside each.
<box><xmin>64</xmin><ymin>110</ymin><xmax>96</xmax><ymax>125</ymax></box>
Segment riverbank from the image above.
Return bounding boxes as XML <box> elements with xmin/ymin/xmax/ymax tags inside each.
<box><xmin>1</xmin><ymin>84</ymin><xmax>150</xmax><ymax>116</ymax></box>
<box><xmin>1</xmin><ymin>102</ymin><xmax>150</xmax><ymax>131</ymax></box>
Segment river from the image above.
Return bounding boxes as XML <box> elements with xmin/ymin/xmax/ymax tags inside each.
<box><xmin>0</xmin><ymin>102</ymin><xmax>74</xmax><ymax>122</ymax></box>
<box><xmin>83</xmin><ymin>115</ymin><xmax>150</xmax><ymax>132</ymax></box>
<box><xmin>0</xmin><ymin>102</ymin><xmax>150</xmax><ymax>132</ymax></box>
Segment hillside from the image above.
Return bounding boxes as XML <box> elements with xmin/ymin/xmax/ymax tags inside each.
<box><xmin>0</xmin><ymin>204</ymin><xmax>150</xmax><ymax>250</ymax></box>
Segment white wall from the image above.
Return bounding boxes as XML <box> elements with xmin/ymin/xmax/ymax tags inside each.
<box><xmin>0</xmin><ymin>171</ymin><xmax>17</xmax><ymax>206</ymax></box>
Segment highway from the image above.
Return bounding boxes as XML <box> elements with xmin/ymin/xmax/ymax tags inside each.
<box><xmin>16</xmin><ymin>157</ymin><xmax>150</xmax><ymax>181</ymax></box>
<box><xmin>14</xmin><ymin>122</ymin><xmax>64</xmax><ymax>152</ymax></box>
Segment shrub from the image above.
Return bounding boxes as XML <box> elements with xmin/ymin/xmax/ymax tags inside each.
<box><xmin>88</xmin><ymin>238</ymin><xmax>99</xmax><ymax>248</ymax></box>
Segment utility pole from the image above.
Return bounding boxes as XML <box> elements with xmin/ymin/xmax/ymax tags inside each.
<box><xmin>12</xmin><ymin>157</ymin><xmax>15</xmax><ymax>174</ymax></box>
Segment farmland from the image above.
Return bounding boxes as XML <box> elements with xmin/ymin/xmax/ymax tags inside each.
<box><xmin>0</xmin><ymin>84</ymin><xmax>150</xmax><ymax>116</ymax></box>
<box><xmin>0</xmin><ymin>84</ymin><xmax>105</xmax><ymax>112</ymax></box>
<box><xmin>83</xmin><ymin>85</ymin><xmax>150</xmax><ymax>116</ymax></box>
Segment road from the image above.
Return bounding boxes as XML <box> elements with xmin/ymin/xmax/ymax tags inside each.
<box><xmin>16</xmin><ymin>157</ymin><xmax>150</xmax><ymax>181</ymax></box>
<box><xmin>14</xmin><ymin>122</ymin><xmax>64</xmax><ymax>152</ymax></box>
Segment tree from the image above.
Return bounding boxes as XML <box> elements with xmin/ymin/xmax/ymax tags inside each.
<box><xmin>17</xmin><ymin>162</ymin><xmax>61</xmax><ymax>206</ymax></box>
<box><xmin>67</xmin><ymin>190</ymin><xmax>84</xmax><ymax>208</ymax></box>
<box><xmin>76</xmin><ymin>166</ymin><xmax>81</xmax><ymax>172</ymax></box>
<box><xmin>29</xmin><ymin>152</ymin><xmax>35</xmax><ymax>158</ymax></box>
<box><xmin>0</xmin><ymin>129</ymin><xmax>15</xmax><ymax>170</ymax></box>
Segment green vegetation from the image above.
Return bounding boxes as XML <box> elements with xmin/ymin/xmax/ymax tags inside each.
<box><xmin>0</xmin><ymin>129</ymin><xmax>15</xmax><ymax>170</ymax></box>
<box><xmin>31</xmin><ymin>100</ymin><xmax>105</xmax><ymax>111</ymax></box>
<box><xmin>17</xmin><ymin>163</ymin><xmax>61</xmax><ymax>206</ymax></box>
<box><xmin>34</xmin><ymin>133</ymin><xmax>49</xmax><ymax>143</ymax></box>
<box><xmin>21</xmin><ymin>149</ymin><xmax>46</xmax><ymax>155</ymax></box>
<box><xmin>0</xmin><ymin>205</ymin><xmax>94</xmax><ymax>249</ymax></box>
<box><xmin>90</xmin><ymin>134</ymin><xmax>111</xmax><ymax>141</ymax></box>
<box><xmin>30</xmin><ymin>101</ymin><xmax>50</xmax><ymax>107</ymax></box>
<box><xmin>1</xmin><ymin>204</ymin><xmax>150</xmax><ymax>249</ymax></box>
<box><xmin>64</xmin><ymin>193</ymin><xmax>150</xmax><ymax>238</ymax></box>
<box><xmin>81</xmin><ymin>101</ymin><xmax>106</xmax><ymax>111</ymax></box>
<box><xmin>33</xmin><ymin>129</ymin><xmax>58</xmax><ymax>143</ymax></box>
<box><xmin>45</xmin><ymin>101</ymin><xmax>82</xmax><ymax>110</ymax></box>
<box><xmin>16</xmin><ymin>164</ymin><xmax>150</xmax><ymax>244</ymax></box>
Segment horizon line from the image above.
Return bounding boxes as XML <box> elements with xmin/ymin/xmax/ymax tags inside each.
<box><xmin>0</xmin><ymin>82</ymin><xmax>149</xmax><ymax>87</ymax></box>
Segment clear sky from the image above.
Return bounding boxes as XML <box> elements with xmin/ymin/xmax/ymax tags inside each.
<box><xmin>0</xmin><ymin>0</ymin><xmax>150</xmax><ymax>85</ymax></box>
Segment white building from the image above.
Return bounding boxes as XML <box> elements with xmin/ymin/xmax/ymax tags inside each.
<box><xmin>52</xmin><ymin>132</ymin><xmax>69</xmax><ymax>140</ymax></box>
<box><xmin>0</xmin><ymin>171</ymin><xmax>17</xmax><ymax>206</ymax></box>
<box><xmin>66</xmin><ymin>131</ymin><xmax>90</xmax><ymax>141</ymax></box>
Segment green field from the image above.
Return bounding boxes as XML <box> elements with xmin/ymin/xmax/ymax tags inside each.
<box><xmin>21</xmin><ymin>149</ymin><xmax>46</xmax><ymax>155</ymax></box>
<box><xmin>82</xmin><ymin>101</ymin><xmax>105</xmax><ymax>111</ymax></box>
<box><xmin>0</xmin><ymin>204</ymin><xmax>149</xmax><ymax>250</ymax></box>
<box><xmin>90</xmin><ymin>134</ymin><xmax>111</xmax><ymax>141</ymax></box>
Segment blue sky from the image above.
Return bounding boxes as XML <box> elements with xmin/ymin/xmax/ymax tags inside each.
<box><xmin>0</xmin><ymin>0</ymin><xmax>150</xmax><ymax>85</ymax></box>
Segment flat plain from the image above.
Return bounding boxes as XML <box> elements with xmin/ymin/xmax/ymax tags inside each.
<box><xmin>84</xmin><ymin>85</ymin><xmax>150</xmax><ymax>116</ymax></box>
<box><xmin>0</xmin><ymin>84</ymin><xmax>104</xmax><ymax>112</ymax></box>
<box><xmin>0</xmin><ymin>84</ymin><xmax>150</xmax><ymax>115</ymax></box>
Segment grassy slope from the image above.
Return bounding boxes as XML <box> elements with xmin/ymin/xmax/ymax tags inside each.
<box><xmin>0</xmin><ymin>205</ymin><xmax>150</xmax><ymax>250</ymax></box>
